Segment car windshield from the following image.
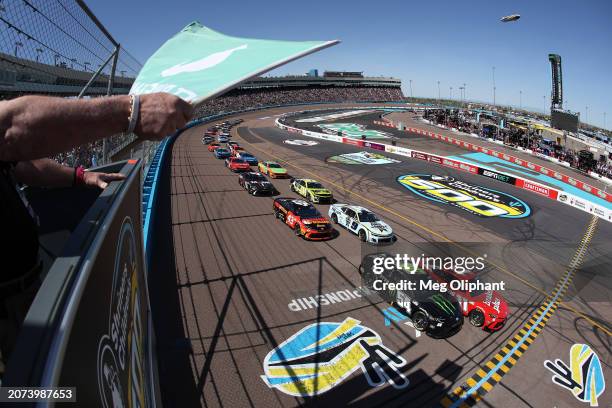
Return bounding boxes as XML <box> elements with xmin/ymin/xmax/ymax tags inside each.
<box><xmin>248</xmin><ymin>174</ymin><xmax>267</xmax><ymax>181</ymax></box>
<box><xmin>241</xmin><ymin>153</ymin><xmax>253</xmax><ymax>158</ymax></box>
<box><xmin>293</xmin><ymin>204</ymin><xmax>320</xmax><ymax>217</ymax></box>
<box><xmin>268</xmin><ymin>163</ymin><xmax>282</xmax><ymax>169</ymax></box>
<box><xmin>308</xmin><ymin>182</ymin><xmax>324</xmax><ymax>189</ymax></box>
<box><xmin>358</xmin><ymin>211</ymin><xmax>379</xmax><ymax>222</ymax></box>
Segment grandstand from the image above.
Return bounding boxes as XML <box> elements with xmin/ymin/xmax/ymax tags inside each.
<box><xmin>195</xmin><ymin>71</ymin><xmax>404</xmax><ymax>117</ymax></box>
<box><xmin>0</xmin><ymin>52</ymin><xmax>134</xmax><ymax>98</ymax></box>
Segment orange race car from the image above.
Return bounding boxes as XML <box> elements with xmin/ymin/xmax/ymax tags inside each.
<box><xmin>273</xmin><ymin>198</ymin><xmax>334</xmax><ymax>240</ymax></box>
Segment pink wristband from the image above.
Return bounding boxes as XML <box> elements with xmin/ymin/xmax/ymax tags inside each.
<box><xmin>75</xmin><ymin>166</ymin><xmax>86</xmax><ymax>187</ymax></box>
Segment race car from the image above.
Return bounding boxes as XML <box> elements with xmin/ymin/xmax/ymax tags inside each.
<box><xmin>328</xmin><ymin>204</ymin><xmax>395</xmax><ymax>244</ymax></box>
<box><xmin>208</xmin><ymin>142</ymin><xmax>221</xmax><ymax>152</ymax></box>
<box><xmin>273</xmin><ymin>198</ymin><xmax>333</xmax><ymax>240</ymax></box>
<box><xmin>290</xmin><ymin>178</ymin><xmax>333</xmax><ymax>204</ymax></box>
<box><xmin>427</xmin><ymin>268</ymin><xmax>508</xmax><ymax>331</ymax></box>
<box><xmin>359</xmin><ymin>254</ymin><xmax>464</xmax><ymax>339</ymax></box>
<box><xmin>214</xmin><ymin>147</ymin><xmax>231</xmax><ymax>159</ymax></box>
<box><xmin>258</xmin><ymin>161</ymin><xmax>288</xmax><ymax>178</ymax></box>
<box><xmin>235</xmin><ymin>152</ymin><xmax>258</xmax><ymax>166</ymax></box>
<box><xmin>205</xmin><ymin>129</ymin><xmax>217</xmax><ymax>136</ymax></box>
<box><xmin>227</xmin><ymin>141</ymin><xmax>240</xmax><ymax>148</ymax></box>
<box><xmin>238</xmin><ymin>172</ymin><xmax>276</xmax><ymax>195</ymax></box>
<box><xmin>230</xmin><ymin>145</ymin><xmax>245</xmax><ymax>156</ymax></box>
<box><xmin>225</xmin><ymin>157</ymin><xmax>251</xmax><ymax>172</ymax></box>
<box><xmin>218</xmin><ymin>135</ymin><xmax>229</xmax><ymax>143</ymax></box>
<box><xmin>202</xmin><ymin>136</ymin><xmax>214</xmax><ymax>144</ymax></box>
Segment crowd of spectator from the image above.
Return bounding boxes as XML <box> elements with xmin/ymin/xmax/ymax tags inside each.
<box><xmin>423</xmin><ymin>110</ymin><xmax>612</xmax><ymax>179</ymax></box>
<box><xmin>53</xmin><ymin>133</ymin><xmax>134</xmax><ymax>168</ymax></box>
<box><xmin>193</xmin><ymin>86</ymin><xmax>404</xmax><ymax>118</ymax></box>
<box><xmin>49</xmin><ymin>85</ymin><xmax>403</xmax><ymax>167</ymax></box>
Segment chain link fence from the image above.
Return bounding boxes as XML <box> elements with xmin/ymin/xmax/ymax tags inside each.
<box><xmin>0</xmin><ymin>0</ymin><xmax>146</xmax><ymax>167</ymax></box>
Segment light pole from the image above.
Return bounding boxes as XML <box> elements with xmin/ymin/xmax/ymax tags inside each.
<box><xmin>84</xmin><ymin>61</ymin><xmax>90</xmax><ymax>71</ymax></box>
<box><xmin>35</xmin><ymin>48</ymin><xmax>43</xmax><ymax>62</ymax></box>
<box><xmin>70</xmin><ymin>58</ymin><xmax>76</xmax><ymax>69</ymax></box>
<box><xmin>450</xmin><ymin>86</ymin><xmax>453</xmax><ymax>100</ymax></box>
<box><xmin>492</xmin><ymin>66</ymin><xmax>496</xmax><ymax>108</ymax></box>
<box><xmin>409</xmin><ymin>79</ymin><xmax>413</xmax><ymax>98</ymax></box>
<box><xmin>463</xmin><ymin>83</ymin><xmax>466</xmax><ymax>103</ymax></box>
<box><xmin>437</xmin><ymin>80</ymin><xmax>440</xmax><ymax>101</ymax></box>
<box><xmin>585</xmin><ymin>106</ymin><xmax>589</xmax><ymax>124</ymax></box>
<box><xmin>120</xmin><ymin>70</ymin><xmax>126</xmax><ymax>77</ymax></box>
<box><xmin>54</xmin><ymin>54</ymin><xmax>60</xmax><ymax>66</ymax></box>
<box><xmin>14</xmin><ymin>41</ymin><xmax>23</xmax><ymax>57</ymax></box>
<box><xmin>519</xmin><ymin>90</ymin><xmax>522</xmax><ymax>110</ymax></box>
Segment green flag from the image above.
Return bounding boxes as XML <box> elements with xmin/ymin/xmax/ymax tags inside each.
<box><xmin>130</xmin><ymin>21</ymin><xmax>339</xmax><ymax>104</ymax></box>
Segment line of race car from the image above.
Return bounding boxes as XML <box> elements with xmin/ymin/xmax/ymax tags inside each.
<box><xmin>201</xmin><ymin>122</ymin><xmax>509</xmax><ymax>339</ymax></box>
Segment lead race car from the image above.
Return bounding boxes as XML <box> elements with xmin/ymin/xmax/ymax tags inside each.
<box><xmin>360</xmin><ymin>253</ymin><xmax>464</xmax><ymax>339</ymax></box>
<box><xmin>328</xmin><ymin>204</ymin><xmax>396</xmax><ymax>244</ymax></box>
<box><xmin>273</xmin><ymin>198</ymin><xmax>334</xmax><ymax>240</ymax></box>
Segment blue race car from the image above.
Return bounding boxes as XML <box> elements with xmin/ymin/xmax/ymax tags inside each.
<box><xmin>214</xmin><ymin>147</ymin><xmax>231</xmax><ymax>159</ymax></box>
<box><xmin>236</xmin><ymin>151</ymin><xmax>259</xmax><ymax>166</ymax></box>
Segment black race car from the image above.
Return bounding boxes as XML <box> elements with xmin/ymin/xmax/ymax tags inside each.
<box><xmin>238</xmin><ymin>172</ymin><xmax>277</xmax><ymax>196</ymax></box>
<box><xmin>360</xmin><ymin>253</ymin><xmax>464</xmax><ymax>339</ymax></box>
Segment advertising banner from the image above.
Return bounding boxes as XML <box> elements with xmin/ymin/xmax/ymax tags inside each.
<box><xmin>342</xmin><ymin>138</ymin><xmax>364</xmax><ymax>147</ymax></box>
<box><xmin>56</xmin><ymin>167</ymin><xmax>154</xmax><ymax>407</ymax></box>
<box><xmin>363</xmin><ymin>141</ymin><xmax>386</xmax><ymax>151</ymax></box>
<box><xmin>477</xmin><ymin>168</ymin><xmax>517</xmax><ymax>185</ymax></box>
<box><xmin>515</xmin><ymin>178</ymin><xmax>559</xmax><ymax>200</ymax></box>
<box><xmin>131</xmin><ymin>21</ymin><xmax>338</xmax><ymax>104</ymax></box>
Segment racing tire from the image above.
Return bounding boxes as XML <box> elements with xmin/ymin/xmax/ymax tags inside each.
<box><xmin>294</xmin><ymin>224</ymin><xmax>302</xmax><ymax>238</ymax></box>
<box><xmin>411</xmin><ymin>310</ymin><xmax>429</xmax><ymax>332</ymax></box>
<box><xmin>358</xmin><ymin>230</ymin><xmax>367</xmax><ymax>242</ymax></box>
<box><xmin>331</xmin><ymin>213</ymin><xmax>338</xmax><ymax>224</ymax></box>
<box><xmin>468</xmin><ymin>309</ymin><xmax>485</xmax><ymax>328</ymax></box>
<box><xmin>290</xmin><ymin>184</ymin><xmax>295</xmax><ymax>192</ymax></box>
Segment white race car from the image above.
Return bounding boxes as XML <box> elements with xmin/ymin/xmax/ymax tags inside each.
<box><xmin>328</xmin><ymin>204</ymin><xmax>395</xmax><ymax>244</ymax></box>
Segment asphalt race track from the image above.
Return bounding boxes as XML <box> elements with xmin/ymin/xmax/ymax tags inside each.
<box><xmin>148</xmin><ymin>106</ymin><xmax>611</xmax><ymax>408</ymax></box>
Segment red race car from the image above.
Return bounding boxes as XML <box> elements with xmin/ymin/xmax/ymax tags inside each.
<box><xmin>208</xmin><ymin>142</ymin><xmax>221</xmax><ymax>152</ymax></box>
<box><xmin>428</xmin><ymin>268</ymin><xmax>508</xmax><ymax>331</ymax></box>
<box><xmin>225</xmin><ymin>157</ymin><xmax>251</xmax><ymax>172</ymax></box>
<box><xmin>273</xmin><ymin>198</ymin><xmax>333</xmax><ymax>241</ymax></box>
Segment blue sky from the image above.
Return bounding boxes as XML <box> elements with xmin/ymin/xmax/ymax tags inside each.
<box><xmin>89</xmin><ymin>0</ymin><xmax>611</xmax><ymax>129</ymax></box>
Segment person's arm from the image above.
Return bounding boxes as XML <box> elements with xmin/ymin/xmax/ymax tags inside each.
<box><xmin>14</xmin><ymin>158</ymin><xmax>125</xmax><ymax>189</ymax></box>
<box><xmin>0</xmin><ymin>93</ymin><xmax>193</xmax><ymax>162</ymax></box>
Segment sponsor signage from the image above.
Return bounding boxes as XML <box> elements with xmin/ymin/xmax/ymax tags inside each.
<box><xmin>342</xmin><ymin>137</ymin><xmax>364</xmax><ymax>147</ymax></box>
<box><xmin>57</xmin><ymin>168</ymin><xmax>154</xmax><ymax>407</ymax></box>
<box><xmin>327</xmin><ymin>151</ymin><xmax>400</xmax><ymax>165</ymax></box>
<box><xmin>478</xmin><ymin>168</ymin><xmax>516</xmax><ymax>185</ymax></box>
<box><xmin>515</xmin><ymin>179</ymin><xmax>558</xmax><ymax>199</ymax></box>
<box><xmin>397</xmin><ymin>174</ymin><xmax>531</xmax><ymax>218</ymax></box>
<box><xmin>363</xmin><ymin>141</ymin><xmax>386</xmax><ymax>151</ymax></box>
<box><xmin>283</xmin><ymin>139</ymin><xmax>318</xmax><ymax>146</ymax></box>
<box><xmin>441</xmin><ymin>158</ymin><xmax>479</xmax><ymax>174</ymax></box>
<box><xmin>318</xmin><ymin>123</ymin><xmax>391</xmax><ymax>139</ymax></box>
<box><xmin>261</xmin><ymin>318</ymin><xmax>408</xmax><ymax>396</ymax></box>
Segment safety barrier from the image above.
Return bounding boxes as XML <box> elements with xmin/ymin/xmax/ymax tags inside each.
<box><xmin>276</xmin><ymin>118</ymin><xmax>612</xmax><ymax>222</ymax></box>
<box><xmin>374</xmin><ymin>120</ymin><xmax>612</xmax><ymax>203</ymax></box>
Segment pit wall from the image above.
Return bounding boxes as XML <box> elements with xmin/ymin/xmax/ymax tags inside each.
<box><xmin>373</xmin><ymin>119</ymin><xmax>612</xmax><ymax>202</ymax></box>
<box><xmin>277</xmin><ymin>117</ymin><xmax>611</xmax><ymax>222</ymax></box>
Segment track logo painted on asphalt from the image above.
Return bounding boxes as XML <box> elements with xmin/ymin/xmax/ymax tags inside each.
<box><xmin>261</xmin><ymin>317</ymin><xmax>408</xmax><ymax>396</ymax></box>
<box><xmin>317</xmin><ymin>123</ymin><xmax>391</xmax><ymax>139</ymax></box>
<box><xmin>397</xmin><ymin>174</ymin><xmax>531</xmax><ymax>218</ymax></box>
<box><xmin>284</xmin><ymin>139</ymin><xmax>319</xmax><ymax>146</ymax></box>
<box><xmin>544</xmin><ymin>344</ymin><xmax>606</xmax><ymax>407</ymax></box>
<box><xmin>326</xmin><ymin>151</ymin><xmax>400</xmax><ymax>165</ymax></box>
